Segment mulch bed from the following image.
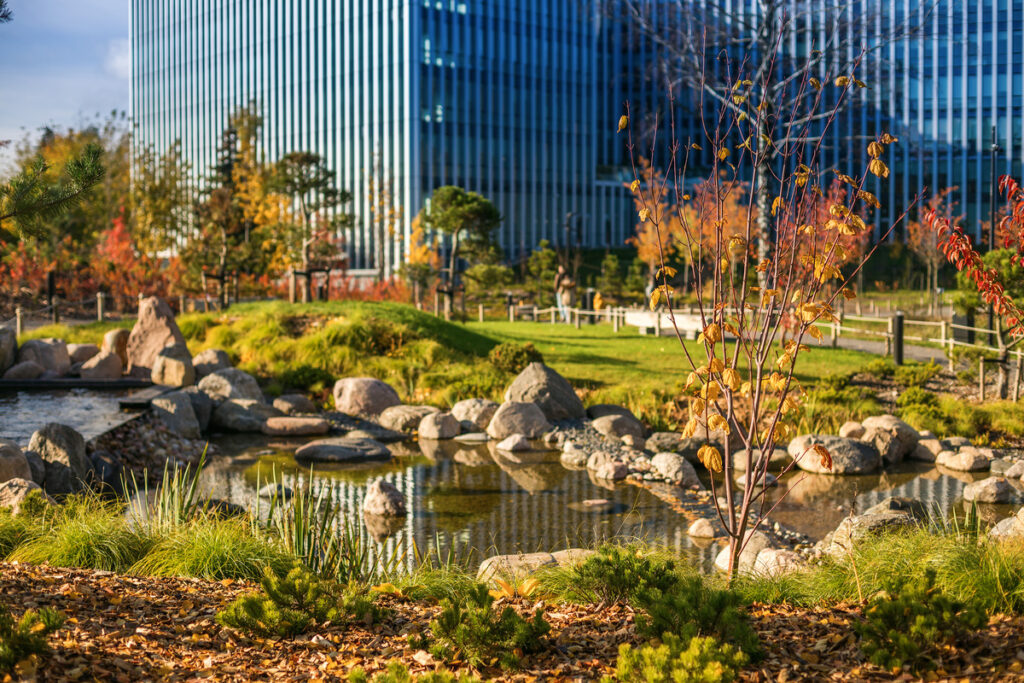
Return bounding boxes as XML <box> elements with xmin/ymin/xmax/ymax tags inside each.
<box><xmin>3</xmin><ymin>562</ymin><xmax>1024</xmax><ymax>682</ymax></box>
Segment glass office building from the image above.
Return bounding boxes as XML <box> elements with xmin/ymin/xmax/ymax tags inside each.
<box><xmin>131</xmin><ymin>0</ymin><xmax>1024</xmax><ymax>272</ymax></box>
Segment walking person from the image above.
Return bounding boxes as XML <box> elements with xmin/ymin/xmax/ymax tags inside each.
<box><xmin>554</xmin><ymin>265</ymin><xmax>575</xmax><ymax>323</ymax></box>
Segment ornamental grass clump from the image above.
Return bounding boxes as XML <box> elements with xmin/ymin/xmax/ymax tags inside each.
<box><xmin>855</xmin><ymin>570</ymin><xmax>986</xmax><ymax>674</ymax></box>
<box><xmin>0</xmin><ymin>606</ymin><xmax>64</xmax><ymax>673</ymax></box>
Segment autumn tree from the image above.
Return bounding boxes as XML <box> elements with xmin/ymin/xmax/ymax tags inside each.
<box><xmin>623</xmin><ymin>32</ymin><xmax>913</xmax><ymax>578</ymax></box>
<box><xmin>271</xmin><ymin>152</ymin><xmax>352</xmax><ymax>302</ymax></box>
<box><xmin>605</xmin><ymin>0</ymin><xmax>932</xmax><ymax>274</ymax></box>
<box><xmin>131</xmin><ymin>141</ymin><xmax>192</xmax><ymax>257</ymax></box>
<box><xmin>418</xmin><ymin>185</ymin><xmax>503</xmax><ymax>311</ymax></box>
<box><xmin>366</xmin><ymin>157</ymin><xmax>403</xmax><ymax>281</ymax></box>
<box><xmin>400</xmin><ymin>215</ymin><xmax>439</xmax><ymax>305</ymax></box>
<box><xmin>908</xmin><ymin>187</ymin><xmax>958</xmax><ymax>315</ymax></box>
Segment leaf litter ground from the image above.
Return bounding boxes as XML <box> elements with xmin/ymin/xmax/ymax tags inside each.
<box><xmin>3</xmin><ymin>562</ymin><xmax>1024</xmax><ymax>681</ymax></box>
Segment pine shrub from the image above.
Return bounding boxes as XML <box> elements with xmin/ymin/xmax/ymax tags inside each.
<box><xmin>423</xmin><ymin>583</ymin><xmax>550</xmax><ymax>670</ymax></box>
<box><xmin>487</xmin><ymin>342</ymin><xmax>543</xmax><ymax>374</ymax></box>
<box><xmin>0</xmin><ymin>605</ymin><xmax>64</xmax><ymax>673</ymax></box>
<box><xmin>550</xmin><ymin>545</ymin><xmax>681</xmax><ymax>605</ymax></box>
<box><xmin>605</xmin><ymin>632</ymin><xmax>747</xmax><ymax>683</ymax></box>
<box><xmin>217</xmin><ymin>563</ymin><xmax>379</xmax><ymax>638</ymax></box>
<box><xmin>855</xmin><ymin>570</ymin><xmax>987</xmax><ymax>674</ymax></box>
<box><xmin>347</xmin><ymin>661</ymin><xmax>482</xmax><ymax>683</ymax></box>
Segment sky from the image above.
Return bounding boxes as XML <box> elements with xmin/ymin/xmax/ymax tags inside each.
<box><xmin>0</xmin><ymin>0</ymin><xmax>130</xmax><ymax>167</ymax></box>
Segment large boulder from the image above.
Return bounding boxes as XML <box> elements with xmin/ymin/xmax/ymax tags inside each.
<box><xmin>210</xmin><ymin>399</ymin><xmax>280</xmax><ymax>432</ymax></box>
<box><xmin>198</xmin><ymin>368</ymin><xmax>264</xmax><ymax>404</ymax></box>
<box><xmin>477</xmin><ymin>552</ymin><xmax>558</xmax><ymax>584</ymax></box>
<box><xmin>838</xmin><ymin>421</ymin><xmax>865</xmax><ymax>439</ymax></box>
<box><xmin>262</xmin><ymin>416</ymin><xmax>330</xmax><ymax>436</ymax></box>
<box><xmin>379</xmin><ymin>405</ymin><xmax>440</xmax><ymax>433</ymax></box>
<box><xmin>126</xmin><ymin>297</ymin><xmax>187</xmax><ymax>378</ymax></box>
<box><xmin>989</xmin><ymin>508</ymin><xmax>1024</xmax><ymax>541</ymax></box>
<box><xmin>151</xmin><ymin>391</ymin><xmax>202</xmax><ymax>439</ymax></box>
<box><xmin>2</xmin><ymin>361</ymin><xmax>43</xmax><ymax>380</ymax></box>
<box><xmin>23</xmin><ymin>451</ymin><xmax>45</xmax><ymax>486</ymax></box>
<box><xmin>192</xmin><ymin>348</ymin><xmax>232</xmax><ymax>378</ymax></box>
<box><xmin>273</xmin><ymin>394</ymin><xmax>317</xmax><ymax>416</ymax></box>
<box><xmin>859</xmin><ymin>415</ymin><xmax>919</xmax><ymax>466</ymax></box>
<box><xmin>486</xmin><ymin>401</ymin><xmax>552</xmax><ymax>440</ymax></box>
<box><xmin>79</xmin><ymin>350</ymin><xmax>123</xmax><ymax>380</ymax></box>
<box><xmin>650</xmin><ymin>452</ymin><xmax>700</xmax><ymax>487</ymax></box>
<box><xmin>788</xmin><ymin>434</ymin><xmax>880</xmax><ymax>475</ymax></box>
<box><xmin>591</xmin><ymin>414</ymin><xmax>645</xmax><ymax>441</ymax></box>
<box><xmin>67</xmin><ymin>343</ymin><xmax>100</xmax><ymax>365</ymax></box>
<box><xmin>0</xmin><ymin>439</ymin><xmax>31</xmax><ymax>483</ymax></box>
<box><xmin>451</xmin><ymin>398</ymin><xmax>499</xmax><ymax>431</ymax></box>
<box><xmin>824</xmin><ymin>511</ymin><xmax>918</xmax><ymax>555</ymax></box>
<box><xmin>182</xmin><ymin>386</ymin><xmax>213</xmax><ymax>432</ymax></box>
<box><xmin>101</xmin><ymin>328</ymin><xmax>130</xmax><ymax>369</ymax></box>
<box><xmin>17</xmin><ymin>338</ymin><xmax>71</xmax><ymax>377</ymax></box>
<box><xmin>28</xmin><ymin>423</ymin><xmax>90</xmax><ymax>496</ymax></box>
<box><xmin>0</xmin><ymin>479</ymin><xmax>55</xmax><ymax>515</ymax></box>
<box><xmin>294</xmin><ymin>437</ymin><xmax>391</xmax><ymax>464</ymax></box>
<box><xmin>332</xmin><ymin>377</ymin><xmax>400</xmax><ymax>418</ymax></box>
<box><xmin>89</xmin><ymin>451</ymin><xmax>125</xmax><ymax>498</ymax></box>
<box><xmin>732</xmin><ymin>448</ymin><xmax>790</xmax><ymax>472</ymax></box>
<box><xmin>910</xmin><ymin>438</ymin><xmax>944</xmax><ymax>463</ymax></box>
<box><xmin>419</xmin><ymin>412</ymin><xmax>460</xmax><ymax>440</ymax></box>
<box><xmin>937</xmin><ymin>448</ymin><xmax>992</xmax><ymax>472</ymax></box>
<box><xmin>503</xmin><ymin>363</ymin><xmax>585</xmax><ymax>421</ymax></box>
<box><xmin>963</xmin><ymin>477</ymin><xmax>1015</xmax><ymax>504</ymax></box>
<box><xmin>0</xmin><ymin>326</ymin><xmax>15</xmax><ymax>374</ymax></box>
<box><xmin>362</xmin><ymin>479</ymin><xmax>406</xmax><ymax>517</ymax></box>
<box><xmin>863</xmin><ymin>496</ymin><xmax>930</xmax><ymax>522</ymax></box>
<box><xmin>586</xmin><ymin>404</ymin><xmax>636</xmax><ymax>420</ymax></box>
<box><xmin>151</xmin><ymin>345</ymin><xmax>196</xmax><ymax>387</ymax></box>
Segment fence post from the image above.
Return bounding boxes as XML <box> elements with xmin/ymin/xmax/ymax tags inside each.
<box><xmin>830</xmin><ymin>312</ymin><xmax>840</xmax><ymax>348</ymax></box>
<box><xmin>1015</xmin><ymin>353</ymin><xmax>1022</xmax><ymax>402</ymax></box>
<box><xmin>15</xmin><ymin>306</ymin><xmax>22</xmax><ymax>337</ymax></box>
<box><xmin>574</xmin><ymin>309</ymin><xmax>581</xmax><ymax>329</ymax></box>
<box><xmin>884</xmin><ymin>317</ymin><xmax>893</xmax><ymax>356</ymax></box>
<box><xmin>508</xmin><ymin>304</ymin><xmax>514</xmax><ymax>323</ymax></box>
<box><xmin>433</xmin><ymin>291</ymin><xmax>440</xmax><ymax>316</ymax></box>
<box><xmin>655</xmin><ymin>311</ymin><xmax>662</xmax><ymax>337</ymax></box>
<box><xmin>892</xmin><ymin>312</ymin><xmax>904</xmax><ymax>365</ymax></box>
<box><xmin>178</xmin><ymin>294</ymin><xmax>186</xmax><ymax>315</ymax></box>
<box><xmin>478</xmin><ymin>304</ymin><xmax>484</xmax><ymax>323</ymax></box>
<box><xmin>979</xmin><ymin>357</ymin><xmax>986</xmax><ymax>401</ymax></box>
<box><xmin>550</xmin><ymin>308</ymin><xmax>556</xmax><ymax>324</ymax></box>
<box><xmin>532</xmin><ymin>305</ymin><xmax>538</xmax><ymax>322</ymax></box>
<box><xmin>96</xmin><ymin>292</ymin><xmax>105</xmax><ymax>322</ymax></box>
<box><xmin>613</xmin><ymin>307</ymin><xmax>620</xmax><ymax>333</ymax></box>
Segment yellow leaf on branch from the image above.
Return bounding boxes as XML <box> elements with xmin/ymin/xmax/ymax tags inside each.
<box><xmin>868</xmin><ymin>159</ymin><xmax>889</xmax><ymax>178</ymax></box>
<box><xmin>618</xmin><ymin>115</ymin><xmax>629</xmax><ymax>133</ymax></box>
<box><xmin>697</xmin><ymin>444</ymin><xmax>723</xmax><ymax>473</ymax></box>
<box><xmin>708</xmin><ymin>414</ymin><xmax>731</xmax><ymax>435</ymax></box>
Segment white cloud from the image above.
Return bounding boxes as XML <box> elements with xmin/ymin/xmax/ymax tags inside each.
<box><xmin>105</xmin><ymin>38</ymin><xmax>131</xmax><ymax>80</ymax></box>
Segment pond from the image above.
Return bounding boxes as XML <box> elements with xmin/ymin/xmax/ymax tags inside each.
<box><xmin>0</xmin><ymin>389</ymin><xmax>137</xmax><ymax>447</ymax></box>
<box><xmin>196</xmin><ymin>432</ymin><xmax>1024</xmax><ymax>573</ymax></box>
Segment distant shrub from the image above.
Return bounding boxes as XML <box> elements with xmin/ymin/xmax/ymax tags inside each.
<box><xmin>605</xmin><ymin>632</ymin><xmax>747</xmax><ymax>683</ymax></box>
<box><xmin>855</xmin><ymin>570</ymin><xmax>986</xmax><ymax>674</ymax></box>
<box><xmin>893</xmin><ymin>361</ymin><xmax>941</xmax><ymax>388</ymax></box>
<box><xmin>895</xmin><ymin>386</ymin><xmax>937</xmax><ymax>409</ymax></box>
<box><xmin>0</xmin><ymin>606</ymin><xmax>64</xmax><ymax>673</ymax></box>
<box><xmin>819</xmin><ymin>372</ymin><xmax>854</xmax><ymax>391</ymax></box>
<box><xmin>420</xmin><ymin>583</ymin><xmax>550</xmax><ymax>670</ymax></box>
<box><xmin>278</xmin><ymin>364</ymin><xmax>335</xmax><ymax>392</ymax></box>
<box><xmin>863</xmin><ymin>358</ymin><xmax>895</xmax><ymax>378</ymax></box>
<box><xmin>487</xmin><ymin>342</ymin><xmax>543</xmax><ymax>374</ymax></box>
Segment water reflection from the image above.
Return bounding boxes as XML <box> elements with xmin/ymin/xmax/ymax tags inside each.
<box><xmin>0</xmin><ymin>389</ymin><xmax>136</xmax><ymax>446</ymax></box>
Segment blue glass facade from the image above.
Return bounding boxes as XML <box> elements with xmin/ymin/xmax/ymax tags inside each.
<box><xmin>131</xmin><ymin>0</ymin><xmax>1024</xmax><ymax>271</ymax></box>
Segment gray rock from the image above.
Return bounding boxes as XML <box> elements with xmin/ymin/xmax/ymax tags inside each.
<box><xmin>29</xmin><ymin>423</ymin><xmax>90</xmax><ymax>496</ymax></box>
<box><xmin>838</xmin><ymin>421</ymin><xmax>865</xmax><ymax>439</ymax></box>
<box><xmin>199</xmin><ymin>368</ymin><xmax>264</xmax><ymax>404</ymax></box>
<box><xmin>732</xmin><ymin>448</ymin><xmax>790</xmax><ymax>472</ymax></box>
<box><xmin>262</xmin><ymin>416</ymin><xmax>330</xmax><ymax>436</ymax></box>
<box><xmin>273</xmin><ymin>394</ymin><xmax>317</xmax><ymax>415</ymax></box>
<box><xmin>23</xmin><ymin>451</ymin><xmax>45</xmax><ymax>486</ymax></box>
<box><xmin>991</xmin><ymin>458</ymin><xmax>1015</xmax><ymax>475</ymax></box>
<box><xmin>826</xmin><ymin>511</ymin><xmax>918</xmax><ymax>555</ymax></box>
<box><xmin>937</xmin><ymin>448</ymin><xmax>991</xmax><ymax>472</ymax></box>
<box><xmin>486</xmin><ymin>401</ymin><xmax>552</xmax><ymax>440</ymax></box>
<box><xmin>126</xmin><ymin>297</ymin><xmax>187</xmax><ymax>378</ymax></box>
<box><xmin>454</xmin><ymin>432</ymin><xmax>490</xmax><ymax>444</ymax></box>
<box><xmin>1005</xmin><ymin>461</ymin><xmax>1024</xmax><ymax>479</ymax></box>
<box><xmin>477</xmin><ymin>552</ymin><xmax>557</xmax><ymax>584</ymax></box>
<box><xmin>211</xmin><ymin>399</ymin><xmax>280</xmax><ymax>432</ymax></box>
<box><xmin>644</xmin><ymin>432</ymin><xmax>684</xmax><ymax>453</ymax></box>
<box><xmin>192</xmin><ymin>348</ymin><xmax>232</xmax><ymax>378</ymax></box>
<box><xmin>910</xmin><ymin>438</ymin><xmax>944</xmax><ymax>462</ymax></box>
<box><xmin>151</xmin><ymin>345</ymin><xmax>196</xmax><ymax>387</ymax></box>
<box><xmin>962</xmin><ymin>477</ymin><xmax>1014</xmax><ymax>504</ymax></box>
<box><xmin>79</xmin><ymin>350</ymin><xmax>123</xmax><ymax>380</ymax></box>
<box><xmin>650</xmin><ymin>452</ymin><xmax>700</xmax><ymax>487</ymax></box>
<box><xmin>419</xmin><ymin>412</ymin><xmax>460</xmax><ymax>439</ymax></box>
<box><xmin>788</xmin><ymin>434</ymin><xmax>880</xmax><ymax>474</ymax></box>
<box><xmin>860</xmin><ymin>414</ymin><xmax>919</xmax><ymax>465</ymax></box>
<box><xmin>503</xmin><ymin>362</ymin><xmax>585</xmax><ymax>421</ymax></box>
<box><xmin>332</xmin><ymin>377</ymin><xmax>401</xmax><ymax>418</ymax></box>
<box><xmin>379</xmin><ymin>405</ymin><xmax>440</xmax><ymax>433</ymax></box>
<box><xmin>2</xmin><ymin>360</ymin><xmax>43</xmax><ymax>380</ymax></box>
<box><xmin>496</xmin><ymin>434</ymin><xmax>531</xmax><ymax>452</ymax></box>
<box><xmin>151</xmin><ymin>391</ymin><xmax>201</xmax><ymax>438</ymax></box>
<box><xmin>0</xmin><ymin>326</ymin><xmax>15</xmax><ymax>373</ymax></box>
<box><xmin>0</xmin><ymin>439</ymin><xmax>31</xmax><ymax>483</ymax></box>
<box><xmin>591</xmin><ymin>413</ymin><xmax>645</xmax><ymax>441</ymax></box>
<box><xmin>182</xmin><ymin>386</ymin><xmax>213</xmax><ymax>432</ymax></box>
<box><xmin>586</xmin><ymin>404</ymin><xmax>636</xmax><ymax>420</ymax></box>
<box><xmin>943</xmin><ymin>436</ymin><xmax>973</xmax><ymax>450</ymax></box>
<box><xmin>559</xmin><ymin>442</ymin><xmax>588</xmax><ymax>468</ymax></box>
<box><xmin>17</xmin><ymin>338</ymin><xmax>71</xmax><ymax>377</ymax></box>
<box><xmin>294</xmin><ymin>437</ymin><xmax>391</xmax><ymax>463</ymax></box>
<box><xmin>0</xmin><ymin>478</ymin><xmax>55</xmax><ymax>515</ymax></box>
<box><xmin>362</xmin><ymin>478</ymin><xmax>406</xmax><ymax>516</ymax></box>
<box><xmin>687</xmin><ymin>518</ymin><xmax>716</xmax><ymax>538</ymax></box>
<box><xmin>89</xmin><ymin>451</ymin><xmax>125</xmax><ymax>497</ymax></box>
<box><xmin>67</xmin><ymin>343</ymin><xmax>100</xmax><ymax>365</ymax></box>
<box><xmin>989</xmin><ymin>509</ymin><xmax>1024</xmax><ymax>541</ymax></box>
<box><xmin>102</xmin><ymin>328</ymin><xmax>129</xmax><ymax>369</ymax></box>
<box><xmin>451</xmin><ymin>398</ymin><xmax>500</xmax><ymax>430</ymax></box>
<box><xmin>591</xmin><ymin>459</ymin><xmax>628</xmax><ymax>481</ymax></box>
<box><xmin>714</xmin><ymin>531</ymin><xmax>772</xmax><ymax>573</ymax></box>
<box><xmin>863</xmin><ymin>496</ymin><xmax>930</xmax><ymax>522</ymax></box>
<box><xmin>752</xmin><ymin>548</ymin><xmax>806</xmax><ymax>577</ymax></box>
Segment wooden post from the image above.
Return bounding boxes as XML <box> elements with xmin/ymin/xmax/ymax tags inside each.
<box><xmin>979</xmin><ymin>357</ymin><xmax>986</xmax><ymax>401</ymax></box>
<box><xmin>15</xmin><ymin>306</ymin><xmax>22</xmax><ymax>337</ymax></box>
<box><xmin>51</xmin><ymin>296</ymin><xmax>59</xmax><ymax>325</ymax></box>
<box><xmin>478</xmin><ymin>304</ymin><xmax>484</xmax><ymax>322</ymax></box>
<box><xmin>532</xmin><ymin>305</ymin><xmax>538</xmax><ymax>322</ymax></box>
<box><xmin>885</xmin><ymin>317</ymin><xmax>893</xmax><ymax>356</ymax></box>
<box><xmin>613</xmin><ymin>308</ymin><xmax>620</xmax><ymax>333</ymax></box>
<box><xmin>288</xmin><ymin>271</ymin><xmax>296</xmax><ymax>304</ymax></box>
<box><xmin>574</xmin><ymin>309</ymin><xmax>581</xmax><ymax>329</ymax></box>
<box><xmin>550</xmin><ymin>308</ymin><xmax>556</xmax><ymax>324</ymax></box>
<box><xmin>433</xmin><ymin>291</ymin><xmax>440</xmax><ymax>316</ymax></box>
<box><xmin>655</xmin><ymin>311</ymin><xmax>662</xmax><ymax>337</ymax></box>
<box><xmin>178</xmin><ymin>294</ymin><xmax>186</xmax><ymax>315</ymax></box>
<box><xmin>97</xmin><ymin>292</ymin><xmax>105</xmax><ymax>322</ymax></box>
<box><xmin>508</xmin><ymin>305</ymin><xmax>514</xmax><ymax>323</ymax></box>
